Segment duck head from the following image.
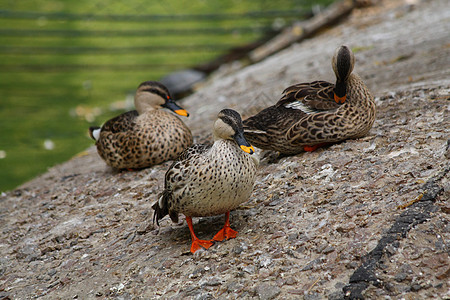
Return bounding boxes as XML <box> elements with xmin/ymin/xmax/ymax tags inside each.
<box><xmin>214</xmin><ymin>109</ymin><xmax>255</xmax><ymax>155</ymax></box>
<box><xmin>331</xmin><ymin>45</ymin><xmax>355</xmax><ymax>104</ymax></box>
<box><xmin>134</xmin><ymin>81</ymin><xmax>189</xmax><ymax>117</ymax></box>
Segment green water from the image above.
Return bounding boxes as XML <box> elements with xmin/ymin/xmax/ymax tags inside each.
<box><xmin>0</xmin><ymin>0</ymin><xmax>333</xmax><ymax>192</ymax></box>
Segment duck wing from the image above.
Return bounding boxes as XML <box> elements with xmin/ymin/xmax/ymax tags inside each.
<box><xmin>101</xmin><ymin>110</ymin><xmax>139</xmax><ymax>133</ymax></box>
<box><xmin>153</xmin><ymin>144</ymin><xmax>212</xmax><ymax>224</ymax></box>
<box><xmin>243</xmin><ymin>102</ymin><xmax>306</xmax><ymax>149</ymax></box>
<box><xmin>279</xmin><ymin>81</ymin><xmax>340</xmax><ymax>112</ymax></box>
<box><xmin>243</xmin><ymin>81</ymin><xmax>340</xmax><ymax>150</ymax></box>
<box><xmin>243</xmin><ymin>104</ymin><xmax>301</xmax><ymax>132</ymax></box>
<box><xmin>244</xmin><ymin>81</ymin><xmax>339</xmax><ymax>132</ymax></box>
<box><xmin>172</xmin><ymin>144</ymin><xmax>211</xmax><ymax>163</ymax></box>
<box><xmin>284</xmin><ymin>82</ymin><xmax>344</xmax><ymax>146</ymax></box>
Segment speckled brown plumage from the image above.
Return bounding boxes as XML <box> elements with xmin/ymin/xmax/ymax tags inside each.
<box><xmin>243</xmin><ymin>45</ymin><xmax>376</xmax><ymax>155</ymax></box>
<box><xmin>153</xmin><ymin>109</ymin><xmax>259</xmax><ymax>253</ymax></box>
<box><xmin>90</xmin><ymin>81</ymin><xmax>193</xmax><ymax>169</ymax></box>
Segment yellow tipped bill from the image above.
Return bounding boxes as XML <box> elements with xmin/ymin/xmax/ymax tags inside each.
<box><xmin>174</xmin><ymin>109</ymin><xmax>189</xmax><ymax>117</ymax></box>
<box><xmin>163</xmin><ymin>98</ymin><xmax>190</xmax><ymax>117</ymax></box>
<box><xmin>240</xmin><ymin>145</ymin><xmax>255</xmax><ymax>154</ymax></box>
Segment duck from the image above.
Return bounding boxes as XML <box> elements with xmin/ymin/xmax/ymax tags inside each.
<box><xmin>89</xmin><ymin>81</ymin><xmax>193</xmax><ymax>169</ymax></box>
<box><xmin>243</xmin><ymin>45</ymin><xmax>376</xmax><ymax>155</ymax></box>
<box><xmin>152</xmin><ymin>109</ymin><xmax>259</xmax><ymax>254</ymax></box>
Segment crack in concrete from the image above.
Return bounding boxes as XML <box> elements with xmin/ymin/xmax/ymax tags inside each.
<box><xmin>340</xmin><ymin>167</ymin><xmax>448</xmax><ymax>300</ymax></box>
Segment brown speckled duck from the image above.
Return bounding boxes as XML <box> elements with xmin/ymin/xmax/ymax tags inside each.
<box><xmin>153</xmin><ymin>109</ymin><xmax>259</xmax><ymax>254</ymax></box>
<box><xmin>89</xmin><ymin>81</ymin><xmax>193</xmax><ymax>169</ymax></box>
<box><xmin>243</xmin><ymin>45</ymin><xmax>376</xmax><ymax>155</ymax></box>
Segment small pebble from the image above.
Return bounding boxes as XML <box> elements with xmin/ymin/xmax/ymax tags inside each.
<box><xmin>255</xmin><ymin>283</ymin><xmax>281</xmax><ymax>300</ymax></box>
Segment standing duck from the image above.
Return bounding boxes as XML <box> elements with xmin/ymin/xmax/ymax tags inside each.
<box><xmin>243</xmin><ymin>45</ymin><xmax>376</xmax><ymax>155</ymax></box>
<box><xmin>89</xmin><ymin>81</ymin><xmax>193</xmax><ymax>169</ymax></box>
<box><xmin>153</xmin><ymin>109</ymin><xmax>259</xmax><ymax>254</ymax></box>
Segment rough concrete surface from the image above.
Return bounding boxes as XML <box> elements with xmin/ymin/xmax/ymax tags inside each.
<box><xmin>0</xmin><ymin>0</ymin><xmax>449</xmax><ymax>299</ymax></box>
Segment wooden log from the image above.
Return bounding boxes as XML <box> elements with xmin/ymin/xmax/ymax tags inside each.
<box><xmin>248</xmin><ymin>0</ymin><xmax>356</xmax><ymax>63</ymax></box>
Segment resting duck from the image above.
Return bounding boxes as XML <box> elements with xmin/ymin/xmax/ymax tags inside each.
<box><xmin>89</xmin><ymin>81</ymin><xmax>193</xmax><ymax>169</ymax></box>
<box><xmin>243</xmin><ymin>45</ymin><xmax>376</xmax><ymax>155</ymax></box>
<box><xmin>153</xmin><ymin>109</ymin><xmax>259</xmax><ymax>254</ymax></box>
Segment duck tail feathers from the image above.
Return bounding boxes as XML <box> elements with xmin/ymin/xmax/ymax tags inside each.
<box><xmin>152</xmin><ymin>190</ymin><xmax>171</xmax><ymax>226</ymax></box>
<box><xmin>89</xmin><ymin>126</ymin><xmax>101</xmax><ymax>141</ymax></box>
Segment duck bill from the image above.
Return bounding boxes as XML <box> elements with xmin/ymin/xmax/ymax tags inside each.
<box><xmin>234</xmin><ymin>131</ymin><xmax>255</xmax><ymax>155</ymax></box>
<box><xmin>334</xmin><ymin>93</ymin><xmax>346</xmax><ymax>104</ymax></box>
<box><xmin>334</xmin><ymin>81</ymin><xmax>347</xmax><ymax>104</ymax></box>
<box><xmin>163</xmin><ymin>99</ymin><xmax>189</xmax><ymax>117</ymax></box>
<box><xmin>240</xmin><ymin>145</ymin><xmax>255</xmax><ymax>154</ymax></box>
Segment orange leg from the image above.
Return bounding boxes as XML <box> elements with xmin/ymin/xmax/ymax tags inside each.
<box><xmin>212</xmin><ymin>212</ymin><xmax>238</xmax><ymax>242</ymax></box>
<box><xmin>303</xmin><ymin>142</ymin><xmax>330</xmax><ymax>152</ymax></box>
<box><xmin>186</xmin><ymin>216</ymin><xmax>214</xmax><ymax>254</ymax></box>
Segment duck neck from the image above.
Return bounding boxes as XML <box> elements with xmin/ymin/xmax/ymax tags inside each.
<box><xmin>213</xmin><ymin>134</ymin><xmax>232</xmax><ymax>144</ymax></box>
<box><xmin>134</xmin><ymin>94</ymin><xmax>160</xmax><ymax>114</ymax></box>
<box><xmin>345</xmin><ymin>73</ymin><xmax>370</xmax><ymax>105</ymax></box>
<box><xmin>212</xmin><ymin>136</ymin><xmax>236</xmax><ymax>150</ymax></box>
<box><xmin>334</xmin><ymin>80</ymin><xmax>347</xmax><ymax>99</ymax></box>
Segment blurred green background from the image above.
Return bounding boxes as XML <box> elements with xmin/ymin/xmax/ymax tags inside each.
<box><xmin>0</xmin><ymin>0</ymin><xmax>333</xmax><ymax>192</ymax></box>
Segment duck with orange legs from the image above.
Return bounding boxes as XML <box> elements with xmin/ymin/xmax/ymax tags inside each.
<box><xmin>153</xmin><ymin>109</ymin><xmax>259</xmax><ymax>254</ymax></box>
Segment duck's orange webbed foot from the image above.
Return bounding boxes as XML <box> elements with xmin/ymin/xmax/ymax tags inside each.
<box><xmin>190</xmin><ymin>238</ymin><xmax>214</xmax><ymax>254</ymax></box>
<box><xmin>212</xmin><ymin>226</ymin><xmax>238</xmax><ymax>242</ymax></box>
<box><xmin>211</xmin><ymin>212</ymin><xmax>237</xmax><ymax>242</ymax></box>
<box><xmin>303</xmin><ymin>142</ymin><xmax>330</xmax><ymax>152</ymax></box>
<box><xmin>186</xmin><ymin>216</ymin><xmax>214</xmax><ymax>254</ymax></box>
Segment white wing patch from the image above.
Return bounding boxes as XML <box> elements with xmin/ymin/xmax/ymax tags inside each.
<box><xmin>244</xmin><ymin>129</ymin><xmax>267</xmax><ymax>134</ymax></box>
<box><xmin>284</xmin><ymin>101</ymin><xmax>317</xmax><ymax>114</ymax></box>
